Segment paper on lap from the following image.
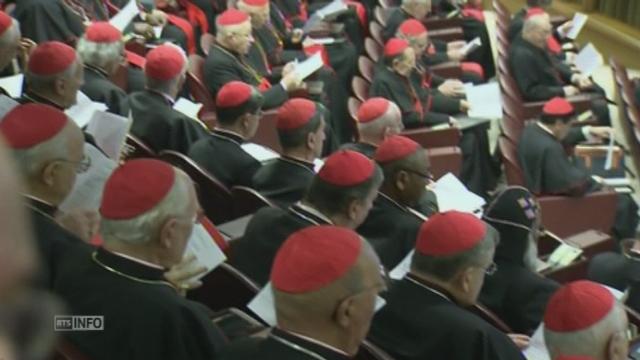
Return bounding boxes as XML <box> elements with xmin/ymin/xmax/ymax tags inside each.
<box><xmin>66</xmin><ymin>92</ymin><xmax>108</xmax><ymax>128</ymax></box>
<box><xmin>0</xmin><ymin>74</ymin><xmax>23</xmax><ymax>98</ymax></box>
<box><xmin>431</xmin><ymin>173</ymin><xmax>486</xmax><ymax>217</ymax></box>
<box><xmin>110</xmin><ymin>0</ymin><xmax>139</xmax><ymax>32</ymax></box>
<box><xmin>566</xmin><ymin>13</ymin><xmax>588</xmax><ymax>40</ymax></box>
<box><xmin>0</xmin><ymin>95</ymin><xmax>19</xmax><ymax>120</ymax></box>
<box><xmin>241</xmin><ymin>143</ymin><xmax>280</xmax><ymax>163</ymax></box>
<box><xmin>574</xmin><ymin>43</ymin><xmax>603</xmax><ymax>78</ymax></box>
<box><xmin>86</xmin><ymin>111</ymin><xmax>132</xmax><ymax>160</ymax></box>
<box><xmin>182</xmin><ymin>223</ymin><xmax>227</xmax><ymax>281</ymax></box>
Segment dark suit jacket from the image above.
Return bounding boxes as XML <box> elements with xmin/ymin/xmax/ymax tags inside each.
<box><xmin>81</xmin><ymin>65</ymin><xmax>129</xmax><ymax>116</ymax></box>
<box><xmin>252</xmin><ymin>156</ymin><xmax>315</xmax><ymax>208</ymax></box>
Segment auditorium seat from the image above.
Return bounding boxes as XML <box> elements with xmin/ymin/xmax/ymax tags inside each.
<box><xmin>124</xmin><ymin>134</ymin><xmax>156</xmax><ymax>159</ymax></box>
<box><xmin>426</xmin><ymin>147</ymin><xmax>462</xmax><ymax>178</ymax></box>
<box><xmin>210</xmin><ymin>307</ymin><xmax>267</xmax><ymax>341</ymax></box>
<box><xmin>369</xmin><ymin>22</ymin><xmax>385</xmax><ymax>46</ymax></box>
<box><xmin>231</xmin><ymin>186</ymin><xmax>278</xmax><ymax>219</ymax></box>
<box><xmin>251</xmin><ymin>110</ymin><xmax>283</xmax><ymax>153</ymax></box>
<box><xmin>352</xmin><ymin>76</ymin><xmax>371</xmax><ymax>102</ymax></box>
<box><xmin>373</xmin><ymin>6</ymin><xmax>392</xmax><ymax>26</ymax></box>
<box><xmin>158</xmin><ymin>150</ymin><xmax>235</xmax><ymax>224</ymax></box>
<box><xmin>430</xmin><ymin>61</ymin><xmax>463</xmax><ymax>79</ymax></box>
<box><xmin>365</xmin><ymin>38</ymin><xmax>383</xmax><ymax>62</ymax></box>
<box><xmin>542</xmin><ymin>256</ymin><xmax>589</xmax><ymax>284</ymax></box>
<box><xmin>402</xmin><ymin>126</ymin><xmax>462</xmax><ymax>149</ymax></box>
<box><xmin>358</xmin><ymin>56</ymin><xmax>375</xmax><ymax>82</ymax></box>
<box><xmin>186</xmin><ymin>54</ymin><xmax>217</xmax><ymax>129</ymax></box>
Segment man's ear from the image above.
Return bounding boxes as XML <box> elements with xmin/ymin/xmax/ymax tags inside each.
<box><xmin>454</xmin><ymin>267</ymin><xmax>473</xmax><ymax>294</ymax></box>
<box><xmin>395</xmin><ymin>171</ymin><xmax>409</xmax><ymax>192</ymax></box>
<box><xmin>347</xmin><ymin>198</ymin><xmax>361</xmax><ymax>221</ymax></box>
<box><xmin>158</xmin><ymin>218</ymin><xmax>179</xmax><ymax>249</ymax></box>
<box><xmin>306</xmin><ymin>131</ymin><xmax>316</xmax><ymax>150</ymax></box>
<box><xmin>54</xmin><ymin>77</ymin><xmax>66</xmax><ymax>96</ymax></box>
<box><xmin>607</xmin><ymin>330</ymin><xmax>628</xmax><ymax>360</ymax></box>
<box><xmin>334</xmin><ymin>295</ymin><xmax>356</xmax><ymax>329</ymax></box>
<box><xmin>41</xmin><ymin>161</ymin><xmax>60</xmax><ymax>187</ymax></box>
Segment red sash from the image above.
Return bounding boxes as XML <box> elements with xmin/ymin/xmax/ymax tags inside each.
<box><xmin>125</xmin><ymin>50</ymin><xmax>146</xmax><ymax>68</ymax></box>
<box><xmin>344</xmin><ymin>0</ymin><xmax>367</xmax><ymax>28</ymax></box>
<box><xmin>167</xmin><ymin>14</ymin><xmax>197</xmax><ymax>54</ymax></box>
<box><xmin>461</xmin><ymin>61</ymin><xmax>484</xmax><ymax>79</ymax></box>
<box><xmin>303</xmin><ymin>44</ymin><xmax>331</xmax><ymax>68</ymax></box>
<box><xmin>258</xmin><ymin>78</ymin><xmax>272</xmax><ymax>91</ymax></box>
<box><xmin>546</xmin><ymin>36</ymin><xmax>562</xmax><ymax>55</ymax></box>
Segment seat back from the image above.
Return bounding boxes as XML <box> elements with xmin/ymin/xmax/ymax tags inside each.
<box><xmin>369</xmin><ymin>21</ymin><xmax>385</xmax><ymax>45</ymax></box>
<box><xmin>187</xmin><ymin>55</ymin><xmax>217</xmax><ymax>115</ymax></box>
<box><xmin>158</xmin><ymin>150</ymin><xmax>235</xmax><ymax>224</ymax></box>
<box><xmin>358</xmin><ymin>56</ymin><xmax>376</xmax><ymax>82</ymax></box>
<box><xmin>251</xmin><ymin>110</ymin><xmax>283</xmax><ymax>153</ymax></box>
<box><xmin>200</xmin><ymin>33</ymin><xmax>216</xmax><ymax>56</ymax></box>
<box><xmin>231</xmin><ymin>186</ymin><xmax>277</xmax><ymax>218</ymax></box>
<box><xmin>501</xmin><ymin>114</ymin><xmax>524</xmax><ymax>143</ymax></box>
<box><xmin>401</xmin><ymin>127</ymin><xmax>461</xmax><ymax>149</ymax></box>
<box><xmin>352</xmin><ymin>76</ymin><xmax>371</xmax><ymax>102</ymax></box>
<box><xmin>124</xmin><ymin>134</ymin><xmax>156</xmax><ymax>159</ymax></box>
<box><xmin>365</xmin><ymin>37</ymin><xmax>383</xmax><ymax>62</ymax></box>
<box><xmin>373</xmin><ymin>6</ymin><xmax>392</xmax><ymax>26</ymax></box>
<box><xmin>187</xmin><ymin>263</ymin><xmax>260</xmax><ymax>314</ymax></box>
<box><xmin>498</xmin><ymin>136</ymin><xmax>526</xmax><ymax>186</ymax></box>
<box><xmin>427</xmin><ymin>146</ymin><xmax>462</xmax><ymax>178</ymax></box>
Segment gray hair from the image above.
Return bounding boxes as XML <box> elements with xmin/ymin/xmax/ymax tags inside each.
<box><xmin>0</xmin><ymin>19</ymin><xmax>20</xmax><ymax>47</ymax></box>
<box><xmin>544</xmin><ymin>302</ymin><xmax>627</xmax><ymax>357</ymax></box>
<box><xmin>411</xmin><ymin>224</ymin><xmax>499</xmax><ymax>281</ymax></box>
<box><xmin>522</xmin><ymin>12</ymin><xmax>550</xmax><ymax>34</ymax></box>
<box><xmin>100</xmin><ymin>171</ymin><xmax>192</xmax><ymax>245</ymax></box>
<box><xmin>357</xmin><ymin>102</ymin><xmax>402</xmax><ymax>138</ymax></box>
<box><xmin>25</xmin><ymin>57</ymin><xmax>80</xmax><ymax>92</ymax></box>
<box><xmin>11</xmin><ymin>123</ymin><xmax>72</xmax><ymax>180</ymax></box>
<box><xmin>76</xmin><ymin>38</ymin><xmax>123</xmax><ymax>71</ymax></box>
<box><xmin>144</xmin><ymin>67</ymin><xmax>187</xmax><ymax>95</ymax></box>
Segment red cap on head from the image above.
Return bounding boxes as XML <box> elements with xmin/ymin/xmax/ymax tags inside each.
<box><xmin>398</xmin><ymin>19</ymin><xmax>427</xmax><ymax>37</ymax></box>
<box><xmin>525</xmin><ymin>7</ymin><xmax>546</xmax><ymax>19</ymax></box>
<box><xmin>374</xmin><ymin>135</ymin><xmax>421</xmax><ymax>163</ymax></box>
<box><xmin>144</xmin><ymin>44</ymin><xmax>185</xmax><ymax>81</ymax></box>
<box><xmin>243</xmin><ymin>0</ymin><xmax>269</xmax><ymax>6</ymax></box>
<box><xmin>217</xmin><ymin>9</ymin><xmax>250</xmax><ymax>26</ymax></box>
<box><xmin>357</xmin><ymin>97</ymin><xmax>391</xmax><ymax>124</ymax></box>
<box><xmin>277</xmin><ymin>99</ymin><xmax>318</xmax><ymax>130</ymax></box>
<box><xmin>416</xmin><ymin>211</ymin><xmax>487</xmax><ymax>256</ymax></box>
<box><xmin>28</xmin><ymin>41</ymin><xmax>76</xmax><ymax>76</ymax></box>
<box><xmin>216</xmin><ymin>81</ymin><xmax>253</xmax><ymax>108</ymax></box>
<box><xmin>318</xmin><ymin>150</ymin><xmax>375</xmax><ymax>186</ymax></box>
<box><xmin>271</xmin><ymin>225</ymin><xmax>362</xmax><ymax>293</ymax></box>
<box><xmin>384</xmin><ymin>38</ymin><xmax>409</xmax><ymax>57</ymax></box>
<box><xmin>544</xmin><ymin>280</ymin><xmax>615</xmax><ymax>332</ymax></box>
<box><xmin>0</xmin><ymin>11</ymin><xmax>12</xmax><ymax>36</ymax></box>
<box><xmin>100</xmin><ymin>159</ymin><xmax>176</xmax><ymax>220</ymax></box>
<box><xmin>543</xmin><ymin>97</ymin><xmax>574</xmax><ymax>117</ymax></box>
<box><xmin>0</xmin><ymin>104</ymin><xmax>68</xmax><ymax>149</ymax></box>
<box><xmin>85</xmin><ymin>22</ymin><xmax>122</xmax><ymax>43</ymax></box>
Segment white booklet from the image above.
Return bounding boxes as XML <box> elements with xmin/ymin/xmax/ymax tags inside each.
<box><xmin>66</xmin><ymin>92</ymin><xmax>108</xmax><ymax>128</ymax></box>
<box><xmin>0</xmin><ymin>95</ymin><xmax>19</xmax><ymax>120</ymax></box>
<box><xmin>86</xmin><ymin>111</ymin><xmax>132</xmax><ymax>160</ymax></box>
<box><xmin>0</xmin><ymin>73</ymin><xmax>23</xmax><ymax>98</ymax></box>
<box><xmin>390</xmin><ymin>250</ymin><xmax>414</xmax><ymax>280</ymax></box>
<box><xmin>59</xmin><ymin>143</ymin><xmax>117</xmax><ymax>213</ymax></box>
<box><xmin>464</xmin><ymin>82</ymin><xmax>502</xmax><ymax>119</ymax></box>
<box><xmin>182</xmin><ymin>223</ymin><xmax>227</xmax><ymax>281</ymax></box>
<box><xmin>566</xmin><ymin>12</ymin><xmax>588</xmax><ymax>40</ymax></box>
<box><xmin>574</xmin><ymin>43</ymin><xmax>603</xmax><ymax>78</ymax></box>
<box><xmin>109</xmin><ymin>0</ymin><xmax>139</xmax><ymax>32</ymax></box>
<box><xmin>293</xmin><ymin>53</ymin><xmax>324</xmax><ymax>81</ymax></box>
<box><xmin>174</xmin><ymin>97</ymin><xmax>203</xmax><ymax>120</ymax></box>
<box><xmin>316</xmin><ymin>0</ymin><xmax>349</xmax><ymax>20</ymax></box>
<box><xmin>241</xmin><ymin>142</ymin><xmax>280</xmax><ymax>163</ymax></box>
<box><xmin>248</xmin><ymin>282</ymin><xmax>387</xmax><ymax>326</ymax></box>
<box><xmin>431</xmin><ymin>173</ymin><xmax>486</xmax><ymax>217</ymax></box>
<box><xmin>462</xmin><ymin>37</ymin><xmax>482</xmax><ymax>56</ymax></box>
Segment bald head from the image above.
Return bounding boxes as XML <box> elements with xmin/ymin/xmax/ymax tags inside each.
<box><xmin>0</xmin><ymin>18</ymin><xmax>20</xmax><ymax>71</ymax></box>
<box><xmin>522</xmin><ymin>13</ymin><xmax>552</xmax><ymax>49</ymax></box>
<box><xmin>357</xmin><ymin>102</ymin><xmax>403</xmax><ymax>145</ymax></box>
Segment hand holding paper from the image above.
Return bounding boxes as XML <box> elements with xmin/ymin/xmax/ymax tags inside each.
<box><xmin>566</xmin><ymin>12</ymin><xmax>588</xmax><ymax>40</ymax></box>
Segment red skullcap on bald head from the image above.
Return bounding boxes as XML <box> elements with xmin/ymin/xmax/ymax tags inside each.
<box><xmin>144</xmin><ymin>44</ymin><xmax>186</xmax><ymax>81</ymax></box>
<box><xmin>217</xmin><ymin>9</ymin><xmax>250</xmax><ymax>26</ymax></box>
<box><xmin>277</xmin><ymin>98</ymin><xmax>318</xmax><ymax>130</ymax></box>
<box><xmin>84</xmin><ymin>22</ymin><xmax>122</xmax><ymax>43</ymax></box>
<box><xmin>318</xmin><ymin>150</ymin><xmax>375</xmax><ymax>186</ymax></box>
<box><xmin>416</xmin><ymin>211</ymin><xmax>487</xmax><ymax>256</ymax></box>
<box><xmin>374</xmin><ymin>135</ymin><xmax>421</xmax><ymax>163</ymax></box>
<box><xmin>357</xmin><ymin>97</ymin><xmax>391</xmax><ymax>124</ymax></box>
<box><xmin>384</xmin><ymin>38</ymin><xmax>409</xmax><ymax>57</ymax></box>
<box><xmin>0</xmin><ymin>104</ymin><xmax>68</xmax><ymax>149</ymax></box>
<box><xmin>398</xmin><ymin>19</ymin><xmax>427</xmax><ymax>37</ymax></box>
<box><xmin>0</xmin><ymin>11</ymin><xmax>12</xmax><ymax>36</ymax></box>
<box><xmin>544</xmin><ymin>280</ymin><xmax>615</xmax><ymax>332</ymax></box>
<box><xmin>28</xmin><ymin>41</ymin><xmax>77</xmax><ymax>76</ymax></box>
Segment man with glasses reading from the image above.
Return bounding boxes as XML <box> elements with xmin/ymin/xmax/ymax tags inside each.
<box><xmin>358</xmin><ymin>135</ymin><xmax>433</xmax><ymax>269</ymax></box>
<box><xmin>0</xmin><ymin>104</ymin><xmax>92</xmax><ymax>289</ymax></box>
<box><xmin>369</xmin><ymin>211</ymin><xmax>526</xmax><ymax>360</ymax></box>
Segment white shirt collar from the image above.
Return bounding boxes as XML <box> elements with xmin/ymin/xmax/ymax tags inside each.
<box><xmin>109</xmin><ymin>251</ymin><xmax>165</xmax><ymax>270</ymax></box>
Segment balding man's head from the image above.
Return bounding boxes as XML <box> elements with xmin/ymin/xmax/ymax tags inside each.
<box><xmin>216</xmin><ymin>9</ymin><xmax>253</xmax><ymax>55</ymax></box>
<box><xmin>0</xmin><ymin>12</ymin><xmax>20</xmax><ymax>71</ymax></box>
<box><xmin>522</xmin><ymin>12</ymin><xmax>552</xmax><ymax>49</ymax></box>
<box><xmin>357</xmin><ymin>98</ymin><xmax>404</xmax><ymax>145</ymax></box>
<box><xmin>544</xmin><ymin>281</ymin><xmax>629</xmax><ymax>360</ymax></box>
<box><xmin>272</xmin><ymin>226</ymin><xmax>385</xmax><ymax>355</ymax></box>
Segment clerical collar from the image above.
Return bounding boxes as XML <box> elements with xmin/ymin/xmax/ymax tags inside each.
<box><xmin>378</xmin><ymin>192</ymin><xmax>410</xmax><ymax>213</ymax></box>
<box><xmin>23</xmin><ymin>194</ymin><xmax>57</xmax><ymax>217</ymax></box>
<box><xmin>108</xmin><ymin>250</ymin><xmax>165</xmax><ymax>270</ymax></box>
<box><xmin>270</xmin><ymin>328</ymin><xmax>350</xmax><ymax>360</ymax></box>
<box><xmin>145</xmin><ymin>89</ymin><xmax>175</xmax><ymax>106</ymax></box>
<box><xmin>279</xmin><ymin>156</ymin><xmax>315</xmax><ymax>172</ymax></box>
<box><xmin>21</xmin><ymin>91</ymin><xmax>65</xmax><ymax>110</ymax></box>
<box><xmin>212</xmin><ymin>129</ymin><xmax>245</xmax><ymax>145</ymax></box>
<box><xmin>92</xmin><ymin>248</ymin><xmax>176</xmax><ymax>291</ymax></box>
<box><xmin>536</xmin><ymin>122</ymin><xmax>555</xmax><ymax>137</ymax></box>
<box><xmin>289</xmin><ymin>202</ymin><xmax>334</xmax><ymax>225</ymax></box>
<box><xmin>405</xmin><ymin>273</ymin><xmax>455</xmax><ymax>304</ymax></box>
<box><xmin>84</xmin><ymin>64</ymin><xmax>109</xmax><ymax>78</ymax></box>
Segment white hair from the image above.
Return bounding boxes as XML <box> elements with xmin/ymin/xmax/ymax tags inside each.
<box><xmin>100</xmin><ymin>171</ymin><xmax>192</xmax><ymax>245</ymax></box>
<box><xmin>522</xmin><ymin>12</ymin><xmax>550</xmax><ymax>34</ymax></box>
<box><xmin>0</xmin><ymin>19</ymin><xmax>20</xmax><ymax>47</ymax></box>
<box><xmin>25</xmin><ymin>56</ymin><xmax>81</xmax><ymax>92</ymax></box>
<box><xmin>76</xmin><ymin>38</ymin><xmax>123</xmax><ymax>71</ymax></box>
<box><xmin>544</xmin><ymin>303</ymin><xmax>627</xmax><ymax>358</ymax></box>
<box><xmin>11</xmin><ymin>122</ymin><xmax>73</xmax><ymax>180</ymax></box>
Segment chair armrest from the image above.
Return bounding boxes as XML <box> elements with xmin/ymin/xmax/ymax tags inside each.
<box><xmin>423</xmin><ymin>17</ymin><xmax>465</xmax><ymax>30</ymax></box>
<box><xmin>541</xmin><ymin>256</ymin><xmax>589</xmax><ymax>284</ymax></box>
<box><xmin>574</xmin><ymin>145</ymin><xmax>623</xmax><ymax>169</ymax></box>
<box><xmin>430</xmin><ymin>61</ymin><xmax>463</xmax><ymax>79</ymax></box>
<box><xmin>426</xmin><ymin>146</ymin><xmax>462</xmax><ymax>178</ymax></box>
<box><xmin>538</xmin><ymin>189</ymin><xmax>618</xmax><ymax>238</ymax></box>
<box><xmin>564</xmin><ymin>230</ymin><xmax>614</xmax><ymax>259</ymax></box>
<box><xmin>401</xmin><ymin>127</ymin><xmax>462</xmax><ymax>148</ymax></box>
<box><xmin>429</xmin><ymin>27</ymin><xmax>465</xmax><ymax>42</ymax></box>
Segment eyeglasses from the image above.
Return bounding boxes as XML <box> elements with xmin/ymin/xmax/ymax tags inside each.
<box><xmin>483</xmin><ymin>262</ymin><xmax>498</xmax><ymax>276</ymax></box>
<box><xmin>57</xmin><ymin>154</ymin><xmax>91</xmax><ymax>174</ymax></box>
<box><xmin>402</xmin><ymin>168</ymin><xmax>435</xmax><ymax>182</ymax></box>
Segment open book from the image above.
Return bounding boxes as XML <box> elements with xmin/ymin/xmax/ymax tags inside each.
<box><xmin>182</xmin><ymin>223</ymin><xmax>227</xmax><ymax>281</ymax></box>
<box><xmin>86</xmin><ymin>111</ymin><xmax>132</xmax><ymax>160</ymax></box>
<box><xmin>431</xmin><ymin>173</ymin><xmax>486</xmax><ymax>217</ymax></box>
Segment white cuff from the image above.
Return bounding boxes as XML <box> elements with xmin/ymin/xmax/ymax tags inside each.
<box><xmin>279</xmin><ymin>81</ymin><xmax>288</xmax><ymax>92</ymax></box>
<box><xmin>581</xmin><ymin>126</ymin><xmax>597</xmax><ymax>142</ymax></box>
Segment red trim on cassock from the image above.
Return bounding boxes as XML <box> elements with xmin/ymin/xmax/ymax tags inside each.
<box><xmin>201</xmin><ymin>217</ymin><xmax>228</xmax><ymax>252</ymax></box>
<box><xmin>461</xmin><ymin>6</ymin><xmax>485</xmax><ymax>22</ymax></box>
<box><xmin>461</xmin><ymin>61</ymin><xmax>484</xmax><ymax>79</ymax></box>
<box><xmin>126</xmin><ymin>50</ymin><xmax>146</xmax><ymax>68</ymax></box>
<box><xmin>303</xmin><ymin>44</ymin><xmax>331</xmax><ymax>68</ymax></box>
<box><xmin>344</xmin><ymin>0</ymin><xmax>367</xmax><ymax>29</ymax></box>
<box><xmin>546</xmin><ymin>36</ymin><xmax>562</xmax><ymax>55</ymax></box>
<box><xmin>167</xmin><ymin>14</ymin><xmax>197</xmax><ymax>54</ymax></box>
<box><xmin>258</xmin><ymin>78</ymin><xmax>272</xmax><ymax>91</ymax></box>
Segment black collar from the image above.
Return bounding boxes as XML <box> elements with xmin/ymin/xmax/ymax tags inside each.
<box><xmin>84</xmin><ymin>64</ymin><xmax>109</xmax><ymax>79</ymax></box>
<box><xmin>405</xmin><ymin>273</ymin><xmax>457</xmax><ymax>304</ymax></box>
<box><xmin>279</xmin><ymin>156</ymin><xmax>315</xmax><ymax>171</ymax></box>
<box><xmin>24</xmin><ymin>195</ymin><xmax>57</xmax><ymax>217</ymax></box>
<box><xmin>20</xmin><ymin>91</ymin><xmax>65</xmax><ymax>110</ymax></box>
<box><xmin>377</xmin><ymin>193</ymin><xmax>410</xmax><ymax>213</ymax></box>
<box><xmin>93</xmin><ymin>248</ymin><xmax>175</xmax><ymax>289</ymax></box>
<box><xmin>269</xmin><ymin>328</ymin><xmax>351</xmax><ymax>360</ymax></box>
<box><xmin>212</xmin><ymin>129</ymin><xmax>245</xmax><ymax>145</ymax></box>
<box><xmin>288</xmin><ymin>203</ymin><xmax>333</xmax><ymax>225</ymax></box>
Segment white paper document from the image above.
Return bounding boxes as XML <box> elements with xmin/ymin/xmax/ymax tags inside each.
<box><xmin>462</xmin><ymin>37</ymin><xmax>482</xmax><ymax>56</ymax></box>
<box><xmin>432</xmin><ymin>173</ymin><xmax>486</xmax><ymax>217</ymax></box>
<box><xmin>174</xmin><ymin>97</ymin><xmax>203</xmax><ymax>120</ymax></box>
<box><xmin>249</xmin><ymin>282</ymin><xmax>387</xmax><ymax>326</ymax></box>
<box><xmin>241</xmin><ymin>143</ymin><xmax>280</xmax><ymax>163</ymax></box>
<box><xmin>110</xmin><ymin>0</ymin><xmax>139</xmax><ymax>32</ymax></box>
<box><xmin>304</xmin><ymin>37</ymin><xmax>336</xmax><ymax>45</ymax></box>
<box><xmin>604</xmin><ymin>129</ymin><xmax>615</xmax><ymax>170</ymax></box>
<box><xmin>316</xmin><ymin>0</ymin><xmax>349</xmax><ymax>20</ymax></box>
<box><xmin>574</xmin><ymin>43</ymin><xmax>603</xmax><ymax>78</ymax></box>
<box><xmin>293</xmin><ymin>53</ymin><xmax>324</xmax><ymax>80</ymax></box>
<box><xmin>464</xmin><ymin>82</ymin><xmax>502</xmax><ymax>119</ymax></box>
<box><xmin>390</xmin><ymin>250</ymin><xmax>413</xmax><ymax>280</ymax></box>
<box><xmin>0</xmin><ymin>74</ymin><xmax>23</xmax><ymax>98</ymax></box>
<box><xmin>566</xmin><ymin>12</ymin><xmax>588</xmax><ymax>40</ymax></box>
<box><xmin>0</xmin><ymin>95</ymin><xmax>19</xmax><ymax>120</ymax></box>
<box><xmin>66</xmin><ymin>92</ymin><xmax>108</xmax><ymax>128</ymax></box>
<box><xmin>59</xmin><ymin>143</ymin><xmax>117</xmax><ymax>212</ymax></box>
<box><xmin>182</xmin><ymin>224</ymin><xmax>227</xmax><ymax>281</ymax></box>
<box><xmin>86</xmin><ymin>111</ymin><xmax>131</xmax><ymax>160</ymax></box>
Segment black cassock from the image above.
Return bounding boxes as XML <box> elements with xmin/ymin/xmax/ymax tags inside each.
<box><xmin>81</xmin><ymin>65</ymin><xmax>129</xmax><ymax>116</ymax></box>
<box><xmin>339</xmin><ymin>142</ymin><xmax>378</xmax><ymax>158</ymax></box>
<box><xmin>53</xmin><ymin>248</ymin><xmax>228</xmax><ymax>360</ymax></box>
<box><xmin>231</xmin><ymin>203</ymin><xmax>332</xmax><ymax>285</ymax></box>
<box><xmin>588</xmin><ymin>252</ymin><xmax>640</xmax><ymax>293</ymax></box>
<box><xmin>357</xmin><ymin>193</ymin><xmax>421</xmax><ymax>269</ymax></box>
<box><xmin>128</xmin><ymin>90</ymin><xmax>208</xmax><ymax>154</ymax></box>
<box><xmin>369</xmin><ymin>275</ymin><xmax>525</xmax><ymax>360</ymax></box>
<box><xmin>26</xmin><ymin>196</ymin><xmax>92</xmax><ymax>289</ymax></box>
<box><xmin>252</xmin><ymin>156</ymin><xmax>315</xmax><ymax>208</ymax></box>
<box><xmin>188</xmin><ymin>129</ymin><xmax>262</xmax><ymax>189</ymax></box>
<box><xmin>204</xmin><ymin>44</ymin><xmax>289</xmax><ymax>110</ymax></box>
<box><xmin>219</xmin><ymin>328</ymin><xmax>350</xmax><ymax>360</ymax></box>
<box><xmin>15</xmin><ymin>0</ymin><xmax>85</xmax><ymax>44</ymax></box>
<box><xmin>518</xmin><ymin>123</ymin><xmax>639</xmax><ymax>239</ymax></box>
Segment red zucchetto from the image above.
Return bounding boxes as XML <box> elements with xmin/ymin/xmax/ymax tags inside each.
<box><xmin>144</xmin><ymin>44</ymin><xmax>186</xmax><ymax>81</ymax></box>
<box><xmin>416</xmin><ymin>211</ymin><xmax>487</xmax><ymax>256</ymax></box>
<box><xmin>544</xmin><ymin>280</ymin><xmax>615</xmax><ymax>333</ymax></box>
<box><xmin>318</xmin><ymin>150</ymin><xmax>375</xmax><ymax>186</ymax></box>
<box><xmin>277</xmin><ymin>99</ymin><xmax>318</xmax><ymax>130</ymax></box>
<box><xmin>28</xmin><ymin>41</ymin><xmax>76</xmax><ymax>76</ymax></box>
<box><xmin>0</xmin><ymin>104</ymin><xmax>68</xmax><ymax>149</ymax></box>
<box><xmin>374</xmin><ymin>135</ymin><xmax>421</xmax><ymax>163</ymax></box>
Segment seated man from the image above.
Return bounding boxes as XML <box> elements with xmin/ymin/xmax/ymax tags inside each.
<box><xmin>14</xmin><ymin>0</ymin><xmax>85</xmax><ymax>44</ymax></box>
<box><xmin>517</xmin><ymin>97</ymin><xmax>639</xmax><ymax>239</ymax></box>
<box><xmin>0</xmin><ymin>11</ymin><xmax>22</xmax><ymax>96</ymax></box>
<box><xmin>54</xmin><ymin>159</ymin><xmax>228</xmax><ymax>360</ymax></box>
<box><xmin>220</xmin><ymin>225</ymin><xmax>386</xmax><ymax>359</ymax></box>
<box><xmin>369</xmin><ymin>211</ymin><xmax>525</xmax><ymax>359</ymax></box>
<box><xmin>76</xmin><ymin>22</ymin><xmax>129</xmax><ymax>116</ymax></box>
<box><xmin>253</xmin><ymin>98</ymin><xmax>325</xmax><ymax>207</ymax></box>
<box><xmin>204</xmin><ymin>9</ymin><xmax>304</xmax><ymax>110</ymax></box>
<box><xmin>128</xmin><ymin>44</ymin><xmax>208</xmax><ymax>154</ymax></box>
<box><xmin>358</xmin><ymin>135</ymin><xmax>430</xmax><ymax>269</ymax></box>
<box><xmin>480</xmin><ymin>186</ymin><xmax>559</xmax><ymax>335</ymax></box>
<box><xmin>232</xmin><ymin>150</ymin><xmax>383</xmax><ymax>285</ymax></box>
<box><xmin>0</xmin><ymin>104</ymin><xmax>91</xmax><ymax>289</ymax></box>
<box><xmin>340</xmin><ymin>97</ymin><xmax>404</xmax><ymax>158</ymax></box>
<box><xmin>189</xmin><ymin>81</ymin><xmax>264</xmax><ymax>188</ymax></box>
<box><xmin>543</xmin><ymin>280</ymin><xmax>629</xmax><ymax>359</ymax></box>
<box><xmin>507</xmin><ymin>0</ymin><xmax>574</xmax><ymax>54</ymax></box>
<box><xmin>509</xmin><ymin>11</ymin><xmax>610</xmax><ymax>125</ymax></box>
